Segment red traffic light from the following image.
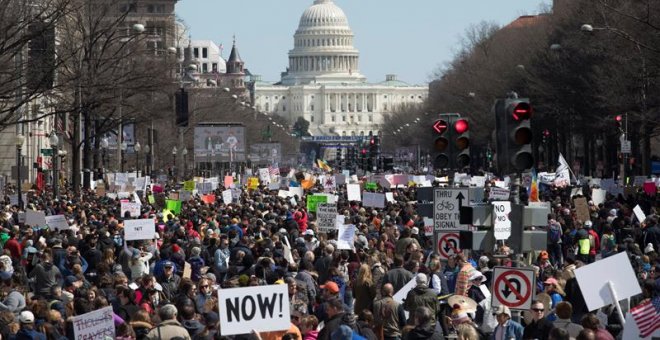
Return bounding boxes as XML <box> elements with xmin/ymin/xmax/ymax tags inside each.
<box><xmin>615</xmin><ymin>115</ymin><xmax>623</xmax><ymax>127</ymax></box>
<box><xmin>512</xmin><ymin>102</ymin><xmax>533</xmax><ymax>121</ymax></box>
<box><xmin>370</xmin><ymin>138</ymin><xmax>375</xmax><ymax>145</ymax></box>
<box><xmin>454</xmin><ymin>119</ymin><xmax>469</xmax><ymax>134</ymax></box>
<box><xmin>432</xmin><ymin>119</ymin><xmax>448</xmax><ymax>134</ymax></box>
<box><xmin>361</xmin><ymin>148</ymin><xmax>367</xmax><ymax>155</ymax></box>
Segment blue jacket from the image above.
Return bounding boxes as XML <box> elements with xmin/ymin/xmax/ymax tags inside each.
<box><xmin>490</xmin><ymin>320</ymin><xmax>524</xmax><ymax>340</ymax></box>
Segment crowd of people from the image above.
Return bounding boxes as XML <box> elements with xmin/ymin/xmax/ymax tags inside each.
<box><xmin>0</xmin><ymin>172</ymin><xmax>657</xmax><ymax>340</ymax></box>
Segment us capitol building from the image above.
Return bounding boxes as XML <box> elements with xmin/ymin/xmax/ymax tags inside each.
<box><xmin>252</xmin><ymin>0</ymin><xmax>428</xmax><ymax>137</ymax></box>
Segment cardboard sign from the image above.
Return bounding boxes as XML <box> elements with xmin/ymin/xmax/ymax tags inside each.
<box><xmin>316</xmin><ymin>203</ymin><xmax>338</xmax><ymax>233</ymax></box>
<box><xmin>363</xmin><ymin>192</ymin><xmax>385</xmax><ymax>208</ymax></box>
<box><xmin>306</xmin><ymin>195</ymin><xmax>328</xmax><ymax>213</ymax></box>
<box><xmin>124</xmin><ymin>219</ymin><xmax>156</xmax><ymax>241</ymax></box>
<box><xmin>120</xmin><ymin>202</ymin><xmax>142</xmax><ymax>218</ymax></box>
<box><xmin>222</xmin><ymin>189</ymin><xmax>233</xmax><ymax>205</ymax></box>
<box><xmin>258</xmin><ymin>168</ymin><xmax>271</xmax><ymax>184</ymax></box>
<box><xmin>346</xmin><ymin>184</ymin><xmax>361</xmax><ymax>201</ymax></box>
<box><xmin>218</xmin><ymin>285</ymin><xmax>290</xmax><ymax>336</ymax></box>
<box><xmin>574</xmin><ymin>252</ymin><xmax>641</xmax><ymax>311</ymax></box>
<box><xmin>25</xmin><ymin>210</ymin><xmax>47</xmax><ymax>227</ymax></box>
<box><xmin>183</xmin><ymin>262</ymin><xmax>192</xmax><ymax>279</ymax></box>
<box><xmin>45</xmin><ymin>215</ymin><xmax>69</xmax><ymax>231</ymax></box>
<box><xmin>385</xmin><ymin>192</ymin><xmax>395</xmax><ymax>203</ymax></box>
<box><xmin>337</xmin><ymin>224</ymin><xmax>356</xmax><ymax>250</ymax></box>
<box><xmin>71</xmin><ymin>306</ymin><xmax>115</xmax><ymax>339</ymax></box>
<box><xmin>573</xmin><ymin>197</ymin><xmax>591</xmax><ymax>222</ymax></box>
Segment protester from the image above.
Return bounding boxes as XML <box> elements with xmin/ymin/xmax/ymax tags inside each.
<box><xmin>491</xmin><ymin>305</ymin><xmax>523</xmax><ymax>340</ymax></box>
<box><xmin>144</xmin><ymin>304</ymin><xmax>191</xmax><ymax>340</ymax></box>
<box><xmin>523</xmin><ymin>300</ymin><xmax>555</xmax><ymax>340</ymax></box>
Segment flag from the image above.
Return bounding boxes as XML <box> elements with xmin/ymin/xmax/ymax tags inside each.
<box><xmin>316</xmin><ymin>159</ymin><xmax>332</xmax><ymax>172</ymax></box>
<box><xmin>268</xmin><ymin>163</ymin><xmax>280</xmax><ymax>177</ymax></box>
<box><xmin>529</xmin><ymin>168</ymin><xmax>539</xmax><ymax>202</ymax></box>
<box><xmin>554</xmin><ymin>153</ymin><xmax>571</xmax><ymax>187</ymax></box>
<box><xmin>631</xmin><ymin>297</ymin><xmax>660</xmax><ymax>338</ymax></box>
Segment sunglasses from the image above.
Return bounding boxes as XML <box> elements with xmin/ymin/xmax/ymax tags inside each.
<box><xmin>200</xmin><ymin>285</ymin><xmax>209</xmax><ymax>288</ymax></box>
<box><xmin>531</xmin><ymin>308</ymin><xmax>545</xmax><ymax>312</ymax></box>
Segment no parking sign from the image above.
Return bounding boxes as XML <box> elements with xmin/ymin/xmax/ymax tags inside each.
<box><xmin>436</xmin><ymin>232</ymin><xmax>460</xmax><ymax>260</ymax></box>
<box><xmin>491</xmin><ymin>266</ymin><xmax>535</xmax><ymax>310</ymax></box>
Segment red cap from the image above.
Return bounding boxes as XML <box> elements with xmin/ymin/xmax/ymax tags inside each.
<box><xmin>320</xmin><ymin>281</ymin><xmax>339</xmax><ymax>294</ymax></box>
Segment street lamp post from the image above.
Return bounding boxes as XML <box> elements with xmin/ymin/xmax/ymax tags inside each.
<box><xmin>172</xmin><ymin>146</ymin><xmax>177</xmax><ymax>180</ymax></box>
<box><xmin>144</xmin><ymin>144</ymin><xmax>150</xmax><ymax>176</ymax></box>
<box><xmin>15</xmin><ymin>134</ymin><xmax>24</xmax><ymax>209</ymax></box>
<box><xmin>182</xmin><ymin>148</ymin><xmax>188</xmax><ymax>179</ymax></box>
<box><xmin>120</xmin><ymin>141</ymin><xmax>127</xmax><ymax>172</ymax></box>
<box><xmin>100</xmin><ymin>137</ymin><xmax>109</xmax><ymax>176</ymax></box>
<box><xmin>134</xmin><ymin>142</ymin><xmax>141</xmax><ymax>177</ymax></box>
<box><xmin>49</xmin><ymin>133</ymin><xmax>59</xmax><ymax>197</ymax></box>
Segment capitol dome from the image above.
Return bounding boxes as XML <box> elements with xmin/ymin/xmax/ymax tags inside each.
<box><xmin>282</xmin><ymin>0</ymin><xmax>366</xmax><ymax>85</ymax></box>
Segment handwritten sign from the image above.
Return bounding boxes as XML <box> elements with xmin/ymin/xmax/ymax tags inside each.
<box><xmin>337</xmin><ymin>224</ymin><xmax>356</xmax><ymax>250</ymax></box>
<box><xmin>247</xmin><ymin>177</ymin><xmax>259</xmax><ymax>190</ymax></box>
<box><xmin>306</xmin><ymin>195</ymin><xmax>328</xmax><ymax>213</ymax></box>
<box><xmin>222</xmin><ymin>189</ymin><xmax>233</xmax><ymax>205</ymax></box>
<box><xmin>25</xmin><ymin>210</ymin><xmax>47</xmax><ymax>227</ymax></box>
<box><xmin>363</xmin><ymin>192</ymin><xmax>385</xmax><ymax>208</ymax></box>
<box><xmin>183</xmin><ymin>180</ymin><xmax>196</xmax><ymax>192</ymax></box>
<box><xmin>120</xmin><ymin>202</ymin><xmax>142</xmax><ymax>218</ymax></box>
<box><xmin>316</xmin><ymin>203</ymin><xmax>338</xmax><ymax>233</ymax></box>
<box><xmin>124</xmin><ymin>219</ymin><xmax>156</xmax><ymax>241</ymax></box>
<box><xmin>218</xmin><ymin>285</ymin><xmax>290</xmax><ymax>336</ymax></box>
<box><xmin>347</xmin><ymin>184</ymin><xmax>361</xmax><ymax>201</ymax></box>
<box><xmin>165</xmin><ymin>199</ymin><xmax>182</xmax><ymax>215</ymax></box>
<box><xmin>71</xmin><ymin>306</ymin><xmax>115</xmax><ymax>340</ymax></box>
<box><xmin>45</xmin><ymin>215</ymin><xmax>69</xmax><ymax>231</ymax></box>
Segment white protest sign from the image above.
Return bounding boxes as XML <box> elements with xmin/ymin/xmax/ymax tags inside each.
<box><xmin>25</xmin><ymin>210</ymin><xmax>47</xmax><ymax>227</ymax></box>
<box><xmin>218</xmin><ymin>284</ymin><xmax>290</xmax><ymax>336</ymax></box>
<box><xmin>591</xmin><ymin>188</ymin><xmax>607</xmax><ymax>206</ymax></box>
<box><xmin>470</xmin><ymin>176</ymin><xmax>486</xmax><ymax>187</ymax></box>
<box><xmin>489</xmin><ymin>187</ymin><xmax>510</xmax><ymax>201</ymax></box>
<box><xmin>423</xmin><ymin>217</ymin><xmax>434</xmax><ymax>236</ymax></box>
<box><xmin>316</xmin><ymin>203</ymin><xmax>338</xmax><ymax>233</ymax></box>
<box><xmin>117</xmin><ymin>192</ymin><xmax>131</xmax><ymax>199</ymax></box>
<box><xmin>258</xmin><ymin>168</ymin><xmax>271</xmax><ymax>184</ymax></box>
<box><xmin>133</xmin><ymin>192</ymin><xmax>142</xmax><ymax>206</ymax></box>
<box><xmin>633</xmin><ymin>205</ymin><xmax>646</xmax><ymax>223</ymax></box>
<box><xmin>336</xmin><ymin>215</ymin><xmax>345</xmax><ymax>227</ymax></box>
<box><xmin>278</xmin><ymin>190</ymin><xmax>291</xmax><ymax>198</ymax></box>
<box><xmin>393</xmin><ymin>275</ymin><xmax>419</xmax><ymax>304</ymax></box>
<box><xmin>222</xmin><ymin>189</ymin><xmax>233</xmax><ymax>205</ymax></box>
<box><xmin>124</xmin><ymin>219</ymin><xmax>156</xmax><ymax>241</ymax></box>
<box><xmin>45</xmin><ymin>215</ymin><xmax>69</xmax><ymax>231</ymax></box>
<box><xmin>322</xmin><ymin>175</ymin><xmax>336</xmax><ymax>191</ymax></box>
<box><xmin>120</xmin><ymin>202</ymin><xmax>142</xmax><ymax>218</ymax></box>
<box><xmin>493</xmin><ymin>201</ymin><xmax>512</xmax><ymax>240</ymax></box>
<box><xmin>337</xmin><ymin>224</ymin><xmax>356</xmax><ymax>250</ymax></box>
<box><xmin>363</xmin><ymin>192</ymin><xmax>385</xmax><ymax>208</ymax></box>
<box><xmin>347</xmin><ymin>184</ymin><xmax>361</xmax><ymax>201</ymax></box>
<box><xmin>268</xmin><ymin>182</ymin><xmax>280</xmax><ymax>191</ymax></box>
<box><xmin>433</xmin><ymin>188</ymin><xmax>469</xmax><ymax>231</ymax></box>
<box><xmin>289</xmin><ymin>186</ymin><xmax>303</xmax><ymax>198</ymax></box>
<box><xmin>71</xmin><ymin>306</ymin><xmax>115</xmax><ymax>339</ymax></box>
<box><xmin>385</xmin><ymin>192</ymin><xmax>395</xmax><ymax>203</ymax></box>
<box><xmin>574</xmin><ymin>252</ymin><xmax>642</xmax><ymax>311</ymax></box>
<box><xmin>290</xmin><ymin>197</ymin><xmax>297</xmax><ymax>207</ymax></box>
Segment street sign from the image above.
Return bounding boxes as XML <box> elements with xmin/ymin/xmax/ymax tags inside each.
<box><xmin>621</xmin><ymin>140</ymin><xmax>631</xmax><ymax>154</ymax></box>
<box><xmin>40</xmin><ymin>148</ymin><xmax>53</xmax><ymax>156</ymax></box>
<box><xmin>433</xmin><ymin>188</ymin><xmax>469</xmax><ymax>231</ymax></box>
<box><xmin>492</xmin><ymin>201</ymin><xmax>512</xmax><ymax>240</ymax></box>
<box><xmin>492</xmin><ymin>267</ymin><xmax>535</xmax><ymax>310</ymax></box>
<box><xmin>436</xmin><ymin>232</ymin><xmax>460</xmax><ymax>260</ymax></box>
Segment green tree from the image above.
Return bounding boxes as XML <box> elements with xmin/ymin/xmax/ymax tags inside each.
<box><xmin>292</xmin><ymin>117</ymin><xmax>311</xmax><ymax>137</ymax></box>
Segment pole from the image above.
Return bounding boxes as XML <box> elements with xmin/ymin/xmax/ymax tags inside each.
<box><xmin>17</xmin><ymin>145</ymin><xmax>22</xmax><ymax>209</ymax></box>
<box><xmin>135</xmin><ymin>150</ymin><xmax>139</xmax><ymax>177</ymax></box>
<box><xmin>607</xmin><ymin>281</ymin><xmax>626</xmax><ymax>326</ymax></box>
<box><xmin>52</xmin><ymin>144</ymin><xmax>59</xmax><ymax>197</ymax></box>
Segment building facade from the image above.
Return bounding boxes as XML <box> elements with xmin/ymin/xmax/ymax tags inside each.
<box><xmin>253</xmin><ymin>0</ymin><xmax>427</xmax><ymax>136</ymax></box>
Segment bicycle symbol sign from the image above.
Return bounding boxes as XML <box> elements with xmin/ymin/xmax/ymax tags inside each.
<box><xmin>433</xmin><ymin>188</ymin><xmax>469</xmax><ymax>231</ymax></box>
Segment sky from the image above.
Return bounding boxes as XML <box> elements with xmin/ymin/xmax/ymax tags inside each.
<box><xmin>176</xmin><ymin>0</ymin><xmax>551</xmax><ymax>85</ymax></box>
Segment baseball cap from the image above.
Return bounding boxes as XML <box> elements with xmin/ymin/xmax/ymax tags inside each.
<box><xmin>320</xmin><ymin>281</ymin><xmax>339</xmax><ymax>294</ymax></box>
<box><xmin>584</xmin><ymin>220</ymin><xmax>593</xmax><ymax>228</ymax></box>
<box><xmin>303</xmin><ymin>229</ymin><xmax>315</xmax><ymax>236</ymax></box>
<box><xmin>411</xmin><ymin>227</ymin><xmax>419</xmax><ymax>235</ymax></box>
<box><xmin>162</xmin><ymin>260</ymin><xmax>175</xmax><ymax>268</ymax></box>
<box><xmin>19</xmin><ymin>311</ymin><xmax>35</xmax><ymax>323</ymax></box>
<box><xmin>204</xmin><ymin>312</ymin><xmax>219</xmax><ymax>325</ymax></box>
<box><xmin>493</xmin><ymin>305</ymin><xmax>511</xmax><ymax>317</ymax></box>
<box><xmin>65</xmin><ymin>276</ymin><xmax>80</xmax><ymax>287</ymax></box>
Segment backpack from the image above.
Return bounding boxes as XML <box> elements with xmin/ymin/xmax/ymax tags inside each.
<box><xmin>548</xmin><ymin>223</ymin><xmax>562</xmax><ymax>244</ymax></box>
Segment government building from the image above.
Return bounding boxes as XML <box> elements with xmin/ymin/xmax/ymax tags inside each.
<box><xmin>252</xmin><ymin>0</ymin><xmax>428</xmax><ymax>137</ymax></box>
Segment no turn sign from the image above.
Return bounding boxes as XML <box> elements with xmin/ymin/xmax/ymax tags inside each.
<box><xmin>436</xmin><ymin>232</ymin><xmax>460</xmax><ymax>260</ymax></box>
<box><xmin>491</xmin><ymin>267</ymin><xmax>535</xmax><ymax>310</ymax></box>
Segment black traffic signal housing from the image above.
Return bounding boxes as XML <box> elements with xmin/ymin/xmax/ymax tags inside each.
<box><xmin>494</xmin><ymin>98</ymin><xmax>534</xmax><ymax>173</ymax></box>
<box><xmin>175</xmin><ymin>88</ymin><xmax>189</xmax><ymax>127</ymax></box>
<box><xmin>432</xmin><ymin>117</ymin><xmax>470</xmax><ymax>170</ymax></box>
<box><xmin>369</xmin><ymin>135</ymin><xmax>381</xmax><ymax>171</ymax></box>
<box><xmin>432</xmin><ymin>118</ymin><xmax>451</xmax><ymax>169</ymax></box>
<box><xmin>454</xmin><ymin>118</ymin><xmax>470</xmax><ymax>169</ymax></box>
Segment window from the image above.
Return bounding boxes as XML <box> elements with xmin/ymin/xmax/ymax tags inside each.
<box><xmin>342</xmin><ymin>116</ymin><xmax>346</xmax><ymax>122</ymax></box>
<box><xmin>348</xmin><ymin>103</ymin><xmax>352</xmax><ymax>112</ymax></box>
<box><xmin>265</xmin><ymin>103</ymin><xmax>270</xmax><ymax>111</ymax></box>
<box><xmin>212</xmin><ymin>63</ymin><xmax>218</xmax><ymax>72</ymax></box>
<box><xmin>282</xmin><ymin>105</ymin><xmax>286</xmax><ymax>112</ymax></box>
<box><xmin>193</xmin><ymin>48</ymin><xmax>199</xmax><ymax>58</ymax></box>
<box><xmin>202</xmin><ymin>48</ymin><xmax>208</xmax><ymax>59</ymax></box>
<box><xmin>383</xmin><ymin>103</ymin><xmax>388</xmax><ymax>111</ymax></box>
<box><xmin>202</xmin><ymin>63</ymin><xmax>208</xmax><ymax>73</ymax></box>
<box><xmin>331</xmin><ymin>115</ymin><xmax>336</xmax><ymax>122</ymax></box>
<box><xmin>310</xmin><ymin>115</ymin><xmax>314</xmax><ymax>122</ymax></box>
<box><xmin>368</xmin><ymin>115</ymin><xmax>373</xmax><ymax>122</ymax></box>
<box><xmin>310</xmin><ymin>104</ymin><xmax>314</xmax><ymax>111</ymax></box>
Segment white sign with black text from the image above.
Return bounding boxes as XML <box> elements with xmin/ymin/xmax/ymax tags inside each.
<box><xmin>433</xmin><ymin>188</ymin><xmax>469</xmax><ymax>231</ymax></box>
<box><xmin>218</xmin><ymin>284</ymin><xmax>290</xmax><ymax>336</ymax></box>
<box><xmin>316</xmin><ymin>203</ymin><xmax>338</xmax><ymax>233</ymax></box>
<box><xmin>45</xmin><ymin>215</ymin><xmax>69</xmax><ymax>231</ymax></box>
<box><xmin>492</xmin><ymin>201</ymin><xmax>512</xmax><ymax>240</ymax></box>
<box><xmin>123</xmin><ymin>219</ymin><xmax>156</xmax><ymax>241</ymax></box>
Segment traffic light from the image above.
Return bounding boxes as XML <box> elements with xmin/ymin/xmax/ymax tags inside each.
<box><xmin>432</xmin><ymin>119</ymin><xmax>450</xmax><ymax>169</ymax></box>
<box><xmin>494</xmin><ymin>98</ymin><xmax>534</xmax><ymax>173</ymax></box>
<box><xmin>175</xmin><ymin>88</ymin><xmax>189</xmax><ymax>127</ymax></box>
<box><xmin>370</xmin><ymin>135</ymin><xmax>381</xmax><ymax>171</ymax></box>
<box><xmin>454</xmin><ymin>118</ymin><xmax>470</xmax><ymax>169</ymax></box>
<box><xmin>615</xmin><ymin>114</ymin><xmax>623</xmax><ymax>129</ymax></box>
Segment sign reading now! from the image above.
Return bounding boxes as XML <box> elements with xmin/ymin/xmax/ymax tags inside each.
<box><xmin>218</xmin><ymin>284</ymin><xmax>290</xmax><ymax>336</ymax></box>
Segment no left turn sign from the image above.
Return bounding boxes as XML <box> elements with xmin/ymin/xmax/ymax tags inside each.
<box><xmin>436</xmin><ymin>233</ymin><xmax>460</xmax><ymax>260</ymax></box>
<box><xmin>491</xmin><ymin>267</ymin><xmax>535</xmax><ymax>310</ymax></box>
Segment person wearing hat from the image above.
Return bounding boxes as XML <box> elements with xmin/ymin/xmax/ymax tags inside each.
<box><xmin>144</xmin><ymin>304</ymin><xmax>192</xmax><ymax>340</ymax></box>
<box><xmin>543</xmin><ymin>277</ymin><xmax>565</xmax><ymax>321</ymax></box>
<box><xmin>642</xmin><ymin>215</ymin><xmax>660</xmax><ymax>256</ymax></box>
<box><xmin>0</xmin><ymin>269</ymin><xmax>25</xmax><ymax>315</ymax></box>
<box><xmin>61</xmin><ymin>275</ymin><xmax>81</xmax><ymax>306</ymax></box>
<box><xmin>302</xmin><ymin>229</ymin><xmax>319</xmax><ymax>252</ymax></box>
<box><xmin>491</xmin><ymin>305</ymin><xmax>523</xmax><ymax>340</ymax></box>
<box><xmin>15</xmin><ymin>311</ymin><xmax>46</xmax><ymax>340</ymax></box>
<box><xmin>157</xmin><ymin>260</ymin><xmax>181</xmax><ymax>303</ymax></box>
<box><xmin>583</xmin><ymin>221</ymin><xmax>600</xmax><ymax>263</ymax></box>
<box><xmin>466</xmin><ymin>271</ymin><xmax>489</xmax><ymax>326</ymax></box>
<box><xmin>403</xmin><ymin>273</ymin><xmax>437</xmax><ymax>324</ymax></box>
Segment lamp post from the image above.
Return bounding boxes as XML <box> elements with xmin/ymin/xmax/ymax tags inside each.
<box><xmin>100</xmin><ymin>137</ymin><xmax>109</xmax><ymax>176</ymax></box>
<box><xmin>49</xmin><ymin>133</ymin><xmax>59</xmax><ymax>197</ymax></box>
<box><xmin>182</xmin><ymin>147</ymin><xmax>188</xmax><ymax>179</ymax></box>
<box><xmin>172</xmin><ymin>146</ymin><xmax>177</xmax><ymax>180</ymax></box>
<box><xmin>120</xmin><ymin>141</ymin><xmax>127</xmax><ymax>172</ymax></box>
<box><xmin>15</xmin><ymin>134</ymin><xmax>24</xmax><ymax>209</ymax></box>
<box><xmin>144</xmin><ymin>144</ymin><xmax>150</xmax><ymax>176</ymax></box>
<box><xmin>134</xmin><ymin>142</ymin><xmax>141</xmax><ymax>176</ymax></box>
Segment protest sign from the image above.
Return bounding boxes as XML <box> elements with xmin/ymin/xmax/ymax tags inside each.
<box><xmin>365</xmin><ymin>182</ymin><xmax>377</xmax><ymax>190</ymax></box>
<box><xmin>591</xmin><ymin>188</ymin><xmax>607</xmax><ymax>206</ymax></box>
<box><xmin>278</xmin><ymin>190</ymin><xmax>291</xmax><ymax>198</ymax></box>
<box><xmin>385</xmin><ymin>192</ymin><xmax>395</xmax><ymax>203</ymax></box>
<box><xmin>218</xmin><ymin>284</ymin><xmax>290</xmax><ymax>336</ymax></box>
<box><xmin>258</xmin><ymin>168</ymin><xmax>271</xmax><ymax>183</ymax></box>
<box><xmin>222</xmin><ymin>189</ymin><xmax>233</xmax><ymax>205</ymax></box>
<box><xmin>268</xmin><ymin>182</ymin><xmax>280</xmax><ymax>191</ymax></box>
<box><xmin>179</xmin><ymin>190</ymin><xmax>192</xmax><ymax>202</ymax></box>
<box><xmin>363</xmin><ymin>192</ymin><xmax>385</xmax><ymax>208</ymax></box>
<box><xmin>289</xmin><ymin>186</ymin><xmax>303</xmax><ymax>198</ymax></box>
<box><xmin>71</xmin><ymin>306</ymin><xmax>115</xmax><ymax>339</ymax></box>
<box><xmin>124</xmin><ymin>219</ymin><xmax>156</xmax><ymax>241</ymax></box>
<box><xmin>633</xmin><ymin>205</ymin><xmax>646</xmax><ymax>223</ymax></box>
<box><xmin>25</xmin><ymin>210</ymin><xmax>46</xmax><ymax>227</ymax></box>
<box><xmin>346</xmin><ymin>184</ymin><xmax>361</xmax><ymax>201</ymax></box>
<box><xmin>489</xmin><ymin>187</ymin><xmax>510</xmax><ymax>201</ymax></box>
<box><xmin>224</xmin><ymin>176</ymin><xmax>234</xmax><ymax>188</ymax></box>
<box><xmin>393</xmin><ymin>275</ymin><xmax>419</xmax><ymax>304</ymax></box>
<box><xmin>322</xmin><ymin>175</ymin><xmax>336</xmax><ymax>191</ymax></box>
<box><xmin>573</xmin><ymin>197</ymin><xmax>590</xmax><ymax>222</ymax></box>
<box><xmin>165</xmin><ymin>199</ymin><xmax>182</xmax><ymax>215</ymax></box>
<box><xmin>337</xmin><ymin>224</ymin><xmax>356</xmax><ymax>250</ymax></box>
<box><xmin>168</xmin><ymin>191</ymin><xmax>180</xmax><ymax>201</ymax></box>
<box><xmin>183</xmin><ymin>180</ymin><xmax>196</xmax><ymax>192</ymax></box>
<box><xmin>201</xmin><ymin>194</ymin><xmax>216</xmax><ymax>204</ymax></box>
<box><xmin>306</xmin><ymin>195</ymin><xmax>328</xmax><ymax>213</ymax></box>
<box><xmin>247</xmin><ymin>177</ymin><xmax>259</xmax><ymax>190</ymax></box>
<box><xmin>316</xmin><ymin>203</ymin><xmax>338</xmax><ymax>233</ymax></box>
<box><xmin>643</xmin><ymin>182</ymin><xmax>656</xmax><ymax>196</ymax></box>
<box><xmin>45</xmin><ymin>215</ymin><xmax>69</xmax><ymax>231</ymax></box>
<box><xmin>120</xmin><ymin>202</ymin><xmax>141</xmax><ymax>218</ymax></box>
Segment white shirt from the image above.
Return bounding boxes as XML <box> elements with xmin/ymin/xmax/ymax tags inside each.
<box><xmin>495</xmin><ymin>320</ymin><xmax>509</xmax><ymax>340</ymax></box>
